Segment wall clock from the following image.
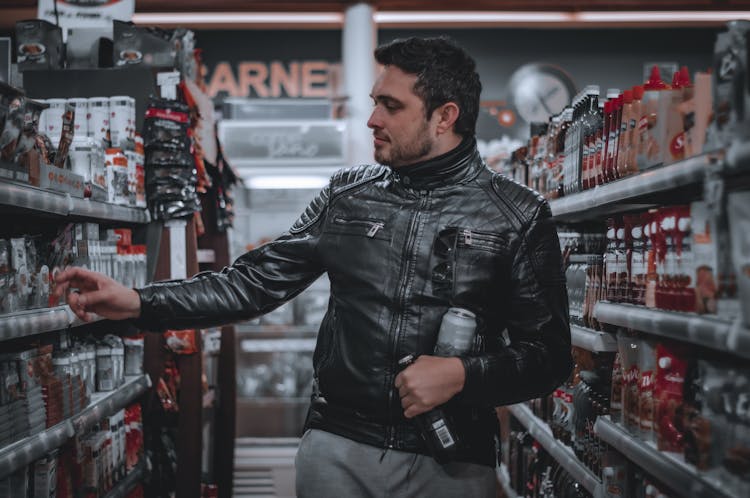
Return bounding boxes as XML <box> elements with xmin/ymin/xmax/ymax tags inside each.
<box><xmin>507</xmin><ymin>63</ymin><xmax>577</xmax><ymax>125</ymax></box>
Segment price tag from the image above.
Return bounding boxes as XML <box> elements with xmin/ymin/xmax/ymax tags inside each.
<box><xmin>157</xmin><ymin>71</ymin><xmax>181</xmax><ymax>100</ymax></box>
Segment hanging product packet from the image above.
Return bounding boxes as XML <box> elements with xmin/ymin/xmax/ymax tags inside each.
<box><xmin>143</xmin><ymin>97</ymin><xmax>191</xmax><ymax>152</ymax></box>
<box><xmin>54</xmin><ymin>102</ymin><xmax>75</xmax><ymax>169</ymax></box>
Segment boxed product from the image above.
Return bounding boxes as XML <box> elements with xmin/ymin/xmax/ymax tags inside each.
<box><xmin>113</xmin><ymin>20</ymin><xmax>177</xmax><ymax>68</ymax></box>
<box><xmin>15</xmin><ymin>19</ymin><xmax>64</xmax><ymax>71</ymax></box>
<box><xmin>691</xmin><ymin>201</ymin><xmax>719</xmax><ymax>314</ymax></box>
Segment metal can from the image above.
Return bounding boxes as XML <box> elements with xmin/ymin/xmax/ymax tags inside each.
<box><xmin>109</xmin><ymin>96</ymin><xmax>130</xmax><ymax>148</ymax></box>
<box><xmin>87</xmin><ymin>96</ymin><xmax>110</xmax><ymax>146</ymax></box>
<box><xmin>434</xmin><ymin>307</ymin><xmax>476</xmax><ymax>357</ymax></box>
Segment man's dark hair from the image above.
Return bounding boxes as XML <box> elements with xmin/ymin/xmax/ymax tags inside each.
<box><xmin>374</xmin><ymin>36</ymin><xmax>482</xmax><ymax>138</ymax></box>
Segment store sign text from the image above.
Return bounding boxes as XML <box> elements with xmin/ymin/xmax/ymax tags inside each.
<box><xmin>206</xmin><ymin>60</ymin><xmax>338</xmax><ymax>98</ymax></box>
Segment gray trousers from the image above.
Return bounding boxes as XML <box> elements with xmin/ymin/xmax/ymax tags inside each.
<box><xmin>295</xmin><ymin>429</ymin><xmax>496</xmax><ymax>498</ymax></box>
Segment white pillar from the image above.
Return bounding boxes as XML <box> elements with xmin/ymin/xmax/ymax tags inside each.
<box><xmin>342</xmin><ymin>2</ymin><xmax>376</xmax><ymax>165</ymax></box>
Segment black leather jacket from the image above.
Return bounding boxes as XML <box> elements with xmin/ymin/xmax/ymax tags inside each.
<box><xmin>134</xmin><ymin>138</ymin><xmax>573</xmax><ymax>467</ymax></box>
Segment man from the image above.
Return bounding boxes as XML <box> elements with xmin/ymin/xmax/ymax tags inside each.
<box><xmin>56</xmin><ymin>37</ymin><xmax>572</xmax><ymax>497</ymax></box>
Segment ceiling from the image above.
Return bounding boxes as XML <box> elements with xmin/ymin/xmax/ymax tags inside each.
<box><xmin>2</xmin><ymin>0</ymin><xmax>750</xmax><ymax>30</ymax></box>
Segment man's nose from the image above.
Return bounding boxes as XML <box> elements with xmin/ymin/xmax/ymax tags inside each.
<box><xmin>367</xmin><ymin>108</ymin><xmax>380</xmax><ymax>129</ymax></box>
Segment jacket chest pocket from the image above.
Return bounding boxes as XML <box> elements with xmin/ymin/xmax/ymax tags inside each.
<box><xmin>431</xmin><ymin>227</ymin><xmax>509</xmax><ymax>302</ymax></box>
<box><xmin>326</xmin><ymin>216</ymin><xmax>390</xmax><ymax>241</ymax></box>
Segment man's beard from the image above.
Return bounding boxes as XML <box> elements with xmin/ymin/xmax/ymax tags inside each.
<box><xmin>374</xmin><ymin>123</ymin><xmax>433</xmax><ymax>167</ymax></box>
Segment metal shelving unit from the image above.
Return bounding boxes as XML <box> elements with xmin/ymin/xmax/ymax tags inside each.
<box><xmin>508</xmin><ymin>404</ymin><xmax>602</xmax><ymax>495</ymax></box>
<box><xmin>0</xmin><ymin>180</ymin><xmax>149</xmax><ymax>224</ymax></box>
<box><xmin>0</xmin><ymin>420</ymin><xmax>74</xmax><ymax>480</ymax></box>
<box><xmin>570</xmin><ymin>324</ymin><xmax>618</xmax><ymax>352</ymax></box>
<box><xmin>568</xmin><ymin>254</ymin><xmax>601</xmax><ymax>264</ymax></box>
<box><xmin>595</xmin><ymin>416</ymin><xmax>737</xmax><ymax>498</ymax></box>
<box><xmin>103</xmin><ymin>458</ymin><xmax>147</xmax><ymax>498</ymax></box>
<box><xmin>0</xmin><ymin>306</ymin><xmax>104</xmax><ymax>342</ymax></box>
<box><xmin>236</xmin><ymin>324</ymin><xmax>320</xmax><ymax>335</ymax></box>
<box><xmin>548</xmin><ymin>153</ymin><xmax>717</xmax><ymax>221</ymax></box>
<box><xmin>594</xmin><ymin>302</ymin><xmax>750</xmax><ymax>360</ymax></box>
<box><xmin>72</xmin><ymin>375</ymin><xmax>151</xmax><ymax>434</ymax></box>
<box><xmin>0</xmin><ymin>374</ymin><xmax>150</xmax><ymax>480</ymax></box>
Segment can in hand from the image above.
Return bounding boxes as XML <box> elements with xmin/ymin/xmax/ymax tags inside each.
<box><xmin>434</xmin><ymin>307</ymin><xmax>477</xmax><ymax>357</ymax></box>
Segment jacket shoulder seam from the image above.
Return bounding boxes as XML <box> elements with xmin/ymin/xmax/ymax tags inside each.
<box><xmin>329</xmin><ymin>164</ymin><xmax>389</xmax><ymax>199</ymax></box>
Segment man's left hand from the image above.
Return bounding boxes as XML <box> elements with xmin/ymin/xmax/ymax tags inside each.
<box><xmin>394</xmin><ymin>355</ymin><xmax>466</xmax><ymax>418</ymax></box>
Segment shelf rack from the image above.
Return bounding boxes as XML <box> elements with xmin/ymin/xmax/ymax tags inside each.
<box><xmin>593</xmin><ymin>302</ymin><xmax>750</xmax><ymax>360</ymax></box>
<box><xmin>0</xmin><ymin>180</ymin><xmax>149</xmax><ymax>224</ymax></box>
<box><xmin>0</xmin><ymin>374</ymin><xmax>150</xmax><ymax>480</ymax></box>
<box><xmin>594</xmin><ymin>416</ymin><xmax>737</xmax><ymax>498</ymax></box>
<box><xmin>508</xmin><ymin>404</ymin><xmax>601</xmax><ymax>495</ymax></box>
<box><xmin>548</xmin><ymin>153</ymin><xmax>718</xmax><ymax>221</ymax></box>
<box><xmin>103</xmin><ymin>458</ymin><xmax>147</xmax><ymax>498</ymax></box>
<box><xmin>72</xmin><ymin>375</ymin><xmax>152</xmax><ymax>434</ymax></box>
<box><xmin>570</xmin><ymin>324</ymin><xmax>618</xmax><ymax>352</ymax></box>
<box><xmin>0</xmin><ymin>306</ymin><xmax>103</xmax><ymax>342</ymax></box>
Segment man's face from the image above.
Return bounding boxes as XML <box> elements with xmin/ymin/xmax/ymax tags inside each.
<box><xmin>367</xmin><ymin>65</ymin><xmax>437</xmax><ymax>167</ymax></box>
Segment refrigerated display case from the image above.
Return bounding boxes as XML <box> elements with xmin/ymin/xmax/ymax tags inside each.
<box><xmin>234</xmin><ymin>278</ymin><xmax>328</xmax><ymax>438</ymax></box>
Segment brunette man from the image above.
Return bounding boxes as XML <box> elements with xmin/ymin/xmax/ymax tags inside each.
<box><xmin>56</xmin><ymin>36</ymin><xmax>572</xmax><ymax>498</ymax></box>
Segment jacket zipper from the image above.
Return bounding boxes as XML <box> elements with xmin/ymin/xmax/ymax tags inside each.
<box><xmin>333</xmin><ymin>217</ymin><xmax>385</xmax><ymax>238</ymax></box>
<box><xmin>385</xmin><ymin>189</ymin><xmax>431</xmax><ymax>449</ymax></box>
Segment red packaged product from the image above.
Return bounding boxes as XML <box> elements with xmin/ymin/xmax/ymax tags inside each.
<box><xmin>164</xmin><ymin>329</ymin><xmax>199</xmax><ymax>355</ymax></box>
<box><xmin>655</xmin><ymin>342</ymin><xmax>689</xmax><ymax>452</ymax></box>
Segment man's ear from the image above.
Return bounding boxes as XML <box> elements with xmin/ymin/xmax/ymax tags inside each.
<box><xmin>434</xmin><ymin>102</ymin><xmax>460</xmax><ymax>135</ymax></box>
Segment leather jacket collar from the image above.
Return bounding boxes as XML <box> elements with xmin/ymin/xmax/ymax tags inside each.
<box><xmin>390</xmin><ymin>137</ymin><xmax>482</xmax><ymax>190</ymax></box>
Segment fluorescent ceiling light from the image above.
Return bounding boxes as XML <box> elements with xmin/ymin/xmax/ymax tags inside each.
<box><xmin>374</xmin><ymin>11</ymin><xmax>571</xmax><ymax>23</ymax></box>
<box><xmin>132</xmin><ymin>10</ymin><xmax>750</xmax><ymax>27</ymax></box>
<box><xmin>246</xmin><ymin>175</ymin><xmax>330</xmax><ymax>190</ymax></box>
<box><xmin>132</xmin><ymin>12</ymin><xmax>344</xmax><ymax>25</ymax></box>
<box><xmin>576</xmin><ymin>11</ymin><xmax>750</xmax><ymax>22</ymax></box>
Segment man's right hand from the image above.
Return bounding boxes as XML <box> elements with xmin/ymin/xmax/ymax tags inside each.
<box><xmin>54</xmin><ymin>267</ymin><xmax>141</xmax><ymax>322</ymax></box>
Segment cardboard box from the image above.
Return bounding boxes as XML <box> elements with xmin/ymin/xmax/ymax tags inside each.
<box><xmin>35</xmin><ymin>162</ymin><xmax>85</xmax><ymax>197</ymax></box>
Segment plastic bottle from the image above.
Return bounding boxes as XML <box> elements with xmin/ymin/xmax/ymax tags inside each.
<box><xmin>616</xmin><ymin>90</ymin><xmax>634</xmax><ymax>178</ymax></box>
<box><xmin>628</xmin><ymin>86</ymin><xmax>645</xmax><ymax>176</ymax></box>
<box><xmin>638</xmin><ymin>66</ymin><xmax>671</xmax><ymax>170</ymax></box>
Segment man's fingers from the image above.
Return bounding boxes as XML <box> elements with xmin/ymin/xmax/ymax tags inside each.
<box><xmin>56</xmin><ymin>267</ymin><xmax>101</xmax><ymax>290</ymax></box>
<box><xmin>78</xmin><ymin>289</ymin><xmax>109</xmax><ymax>310</ymax></box>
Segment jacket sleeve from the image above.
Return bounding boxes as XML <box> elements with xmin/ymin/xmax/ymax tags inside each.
<box><xmin>458</xmin><ymin>201</ymin><xmax>573</xmax><ymax>406</ymax></box>
<box><xmin>131</xmin><ymin>186</ymin><xmax>329</xmax><ymax>332</ymax></box>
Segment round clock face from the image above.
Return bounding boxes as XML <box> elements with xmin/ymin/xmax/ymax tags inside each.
<box><xmin>508</xmin><ymin>63</ymin><xmax>576</xmax><ymax>124</ymax></box>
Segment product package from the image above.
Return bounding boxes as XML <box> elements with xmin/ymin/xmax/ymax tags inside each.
<box><xmin>113</xmin><ymin>20</ymin><xmax>178</xmax><ymax>68</ymax></box>
<box><xmin>655</xmin><ymin>342</ymin><xmax>690</xmax><ymax>453</ymax></box>
<box><xmin>144</xmin><ymin>96</ymin><xmax>199</xmax><ymax>220</ymax></box>
<box><xmin>617</xmin><ymin>330</ymin><xmax>640</xmax><ymax>433</ymax></box>
<box><xmin>14</xmin><ymin>98</ymin><xmax>48</xmax><ymax>165</ymax></box>
<box><xmin>15</xmin><ymin>19</ymin><xmax>64</xmax><ymax>71</ymax></box>
<box><xmin>727</xmin><ymin>191</ymin><xmax>750</xmax><ymax>327</ymax></box>
<box><xmin>637</xmin><ymin>65</ymin><xmax>672</xmax><ymax>170</ymax></box>
<box><xmin>711</xmin><ymin>21</ymin><xmax>750</xmax><ymax>147</ymax></box>
<box><xmin>0</xmin><ymin>92</ymin><xmax>24</xmax><ymax>162</ymax></box>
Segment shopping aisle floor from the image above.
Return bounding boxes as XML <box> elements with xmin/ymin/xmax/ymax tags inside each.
<box><xmin>233</xmin><ymin>437</ymin><xmax>298</xmax><ymax>497</ymax></box>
